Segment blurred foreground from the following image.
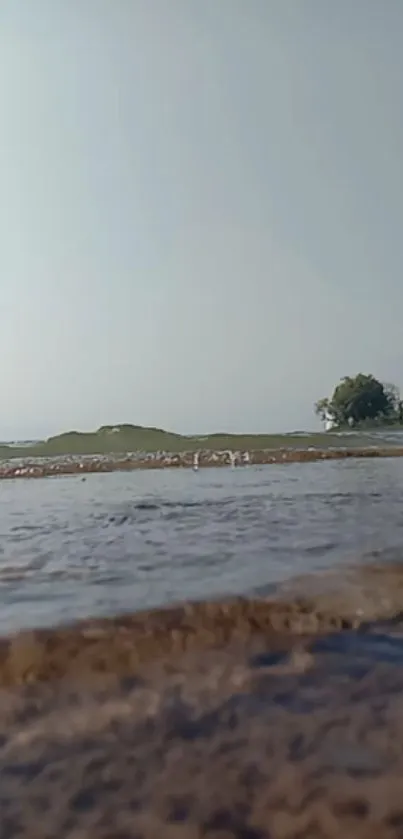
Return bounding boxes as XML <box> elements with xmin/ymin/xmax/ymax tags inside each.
<box><xmin>2</xmin><ymin>562</ymin><xmax>403</xmax><ymax>837</ymax></box>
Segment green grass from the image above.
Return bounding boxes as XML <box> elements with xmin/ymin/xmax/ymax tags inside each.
<box><xmin>0</xmin><ymin>424</ymin><xmax>387</xmax><ymax>460</ymax></box>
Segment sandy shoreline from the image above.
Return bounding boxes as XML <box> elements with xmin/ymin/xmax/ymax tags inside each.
<box><xmin>2</xmin><ymin>444</ymin><xmax>403</xmax><ymax>480</ymax></box>
<box><xmin>2</xmin><ymin>563</ymin><xmax>403</xmax><ymax>836</ymax></box>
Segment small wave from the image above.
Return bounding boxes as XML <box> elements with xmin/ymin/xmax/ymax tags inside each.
<box><xmin>2</xmin><ymin>560</ymin><xmax>403</xmax><ymax>686</ymax></box>
<box><xmin>104</xmin><ymin>497</ymin><xmax>236</xmax><ymax>525</ymax></box>
<box><xmin>133</xmin><ymin>499</ymin><xmax>233</xmax><ymax>511</ymax></box>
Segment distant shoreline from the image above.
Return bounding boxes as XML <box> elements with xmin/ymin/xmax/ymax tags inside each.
<box><xmin>2</xmin><ymin>445</ymin><xmax>403</xmax><ymax>480</ymax></box>
<box><xmin>1</xmin><ymin>422</ymin><xmax>403</xmax><ymax>462</ymax></box>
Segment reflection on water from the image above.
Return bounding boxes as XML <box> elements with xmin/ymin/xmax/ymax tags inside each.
<box><xmin>1</xmin><ymin>458</ymin><xmax>403</xmax><ymax>633</ymax></box>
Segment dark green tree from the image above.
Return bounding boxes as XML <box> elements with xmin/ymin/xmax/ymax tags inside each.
<box><xmin>315</xmin><ymin>374</ymin><xmax>400</xmax><ymax>428</ymax></box>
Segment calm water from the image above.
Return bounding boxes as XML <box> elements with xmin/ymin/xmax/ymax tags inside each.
<box><xmin>1</xmin><ymin>459</ymin><xmax>403</xmax><ymax>634</ymax></box>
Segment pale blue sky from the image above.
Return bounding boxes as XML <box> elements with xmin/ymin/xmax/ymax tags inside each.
<box><xmin>1</xmin><ymin>1</ymin><xmax>402</xmax><ymax>439</ymax></box>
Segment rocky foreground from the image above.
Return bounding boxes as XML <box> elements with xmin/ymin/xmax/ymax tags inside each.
<box><xmin>2</xmin><ymin>563</ymin><xmax>403</xmax><ymax>837</ymax></box>
<box><xmin>2</xmin><ymin>444</ymin><xmax>403</xmax><ymax>480</ymax></box>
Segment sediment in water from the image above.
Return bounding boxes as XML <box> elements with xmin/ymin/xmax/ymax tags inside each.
<box><xmin>3</xmin><ymin>562</ymin><xmax>403</xmax><ymax>837</ymax></box>
<box><xmin>0</xmin><ymin>561</ymin><xmax>402</xmax><ymax>688</ymax></box>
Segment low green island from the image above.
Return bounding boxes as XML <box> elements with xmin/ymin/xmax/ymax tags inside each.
<box><xmin>0</xmin><ymin>424</ymin><xmax>398</xmax><ymax>462</ymax></box>
<box><xmin>0</xmin><ymin>426</ymin><xmax>358</xmax><ymax>461</ymax></box>
<box><xmin>0</xmin><ymin>372</ymin><xmax>402</xmax><ymax>466</ymax></box>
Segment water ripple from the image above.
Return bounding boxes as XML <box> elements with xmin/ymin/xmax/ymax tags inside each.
<box><xmin>0</xmin><ymin>458</ymin><xmax>402</xmax><ymax>633</ymax></box>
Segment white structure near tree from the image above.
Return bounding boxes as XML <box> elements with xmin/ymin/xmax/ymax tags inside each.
<box><xmin>324</xmin><ymin>411</ymin><xmax>336</xmax><ymax>432</ymax></box>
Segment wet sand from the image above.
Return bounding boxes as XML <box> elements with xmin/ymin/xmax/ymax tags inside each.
<box><xmin>2</xmin><ymin>444</ymin><xmax>403</xmax><ymax>480</ymax></box>
<box><xmin>3</xmin><ymin>563</ymin><xmax>403</xmax><ymax>836</ymax></box>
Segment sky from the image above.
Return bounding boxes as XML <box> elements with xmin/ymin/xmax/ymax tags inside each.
<box><xmin>1</xmin><ymin>0</ymin><xmax>403</xmax><ymax>439</ymax></box>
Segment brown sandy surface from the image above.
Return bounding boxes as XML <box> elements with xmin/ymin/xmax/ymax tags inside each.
<box><xmin>2</xmin><ymin>445</ymin><xmax>403</xmax><ymax>480</ymax></box>
<box><xmin>3</xmin><ymin>563</ymin><xmax>403</xmax><ymax>837</ymax></box>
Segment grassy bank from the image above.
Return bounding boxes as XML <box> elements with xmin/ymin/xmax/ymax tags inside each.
<box><xmin>0</xmin><ymin>423</ymin><xmax>391</xmax><ymax>460</ymax></box>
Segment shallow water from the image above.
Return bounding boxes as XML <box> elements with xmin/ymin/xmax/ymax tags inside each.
<box><xmin>3</xmin><ymin>458</ymin><xmax>403</xmax><ymax>838</ymax></box>
<box><xmin>1</xmin><ymin>458</ymin><xmax>403</xmax><ymax>634</ymax></box>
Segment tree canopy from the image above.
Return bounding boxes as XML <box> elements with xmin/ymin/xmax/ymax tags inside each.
<box><xmin>315</xmin><ymin>374</ymin><xmax>402</xmax><ymax>428</ymax></box>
